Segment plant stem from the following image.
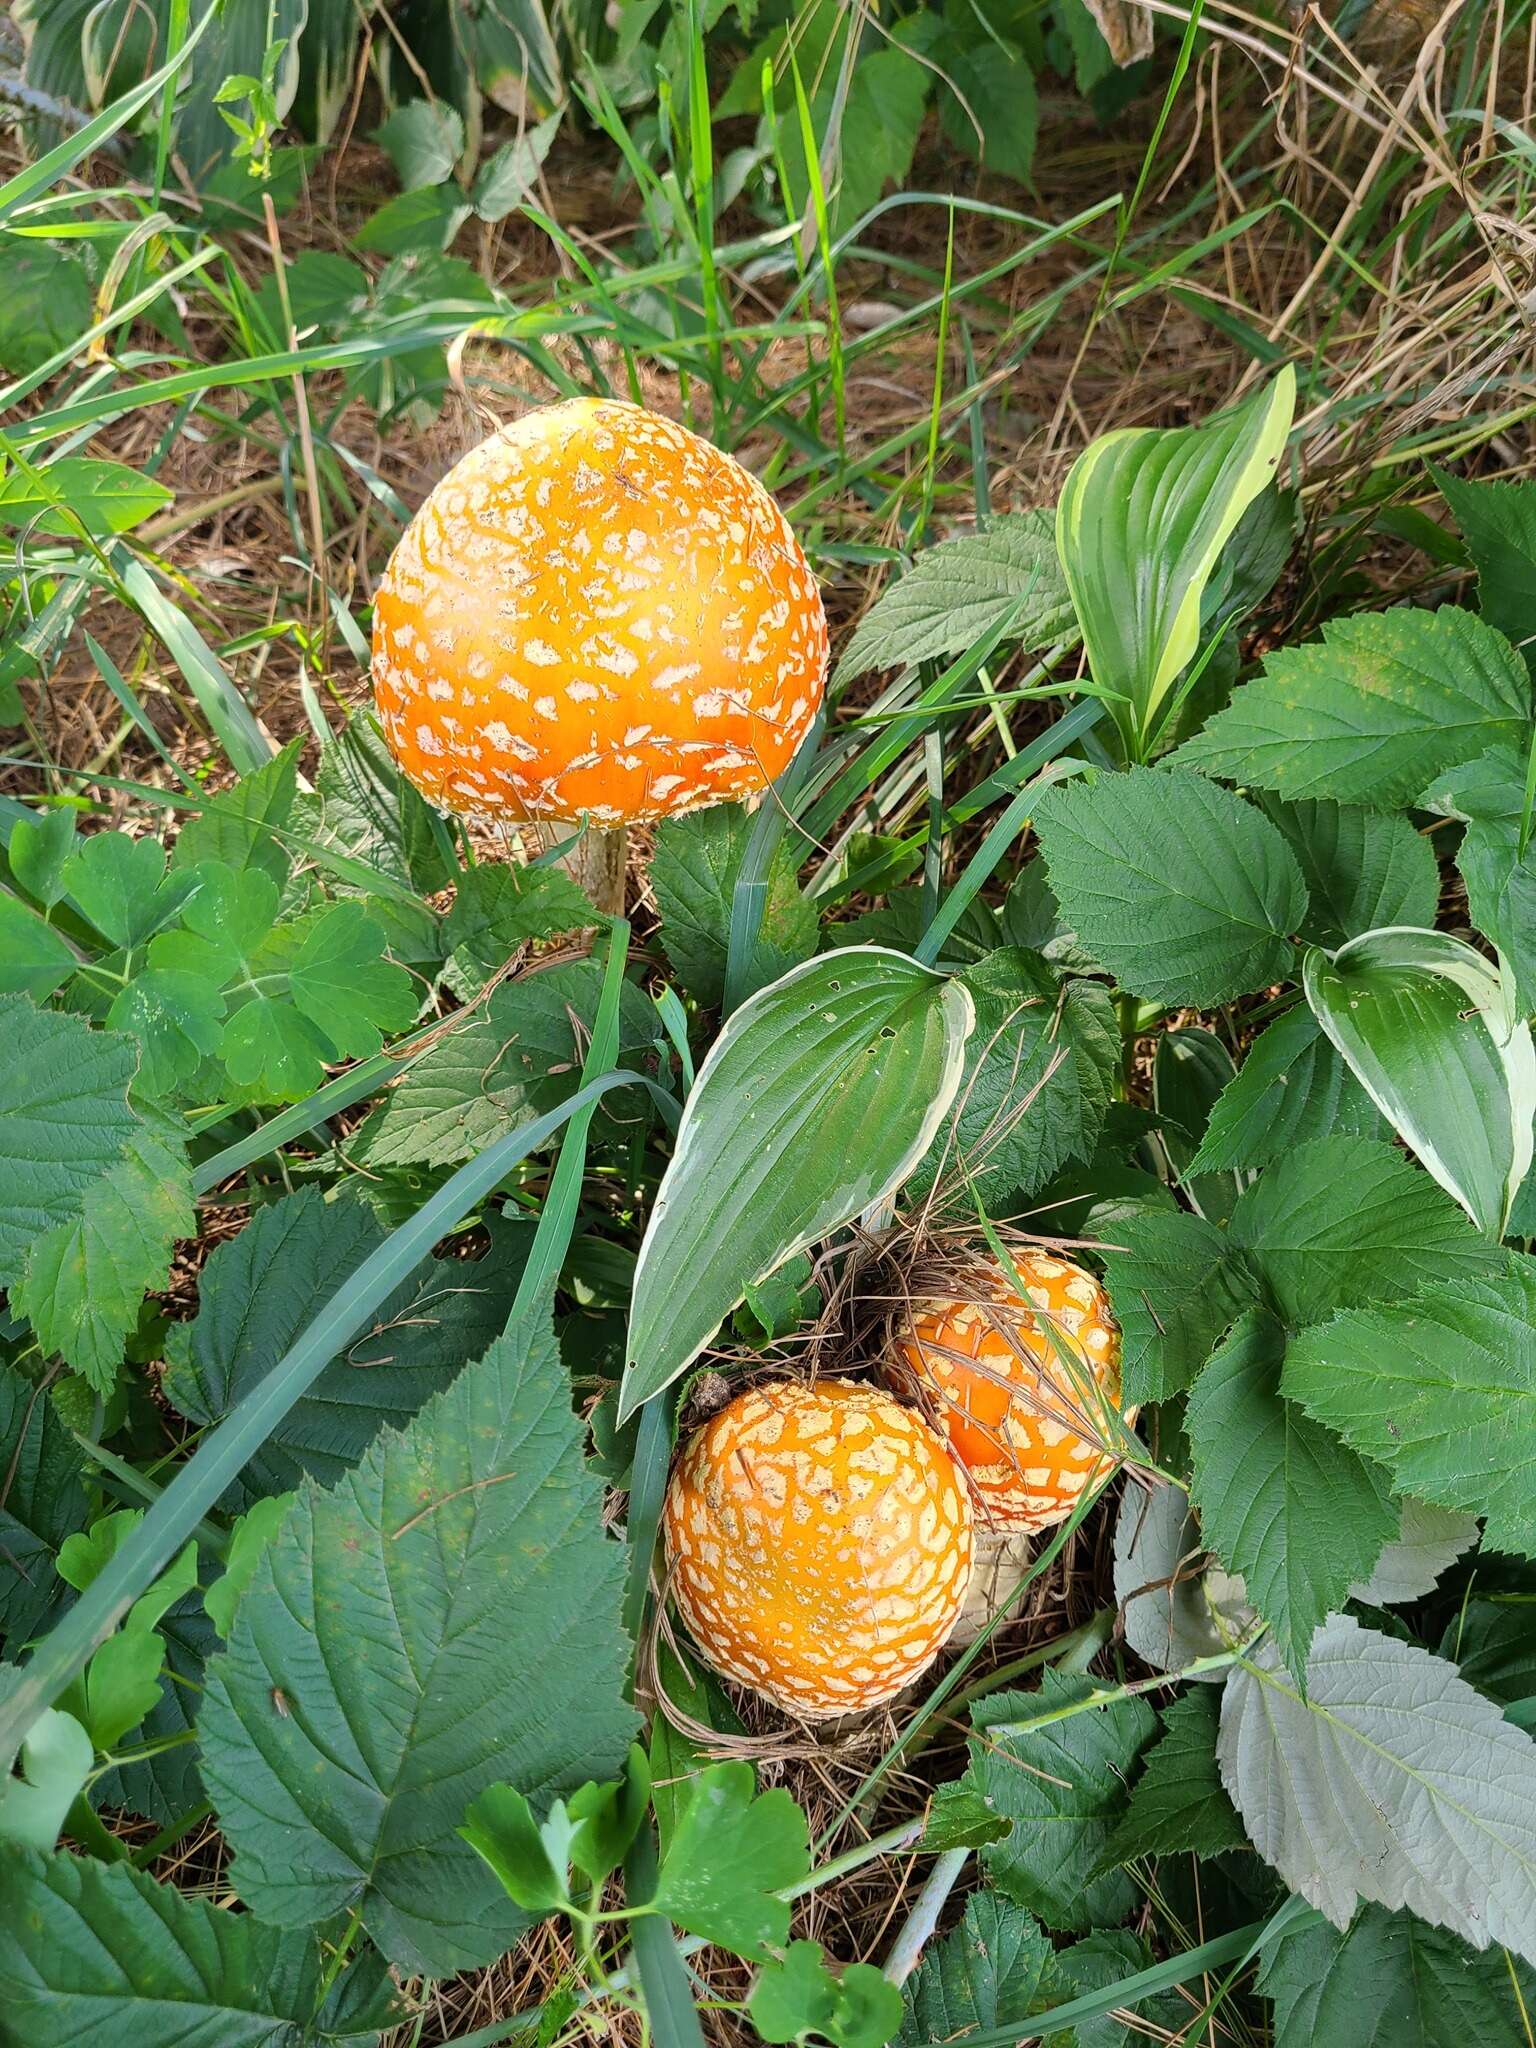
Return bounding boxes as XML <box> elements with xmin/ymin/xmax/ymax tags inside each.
<box><xmin>882</xmin><ymin>1847</ymin><xmax>969</xmax><ymax>1985</ymax></box>
<box><xmin>982</xmin><ymin>1650</ymin><xmax>1242</xmax><ymax>1740</ymax></box>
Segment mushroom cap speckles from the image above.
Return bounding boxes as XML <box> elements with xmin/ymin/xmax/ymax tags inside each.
<box><xmin>662</xmin><ymin>1378</ymin><xmax>974</xmax><ymax>1719</ymax></box>
<box><xmin>896</xmin><ymin>1251</ymin><xmax>1126</xmax><ymax>1533</ymax></box>
<box><xmin>371</xmin><ymin>398</ymin><xmax>828</xmax><ymax>827</ymax></box>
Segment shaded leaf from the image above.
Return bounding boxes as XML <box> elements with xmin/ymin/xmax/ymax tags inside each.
<box><xmin>1185</xmin><ymin>1006</ymin><xmax>1383</xmax><ymax>1176</ymax></box>
<box><xmin>1098</xmin><ymin>1689</ymin><xmax>1244</xmax><ymax>1868</ymax></box>
<box><xmin>897</xmin><ymin>1891</ymin><xmax>1054</xmax><ymax>2046</ymax></box>
<box><xmin>1262</xmin><ymin>795</ymin><xmax>1441</xmax><ymax>946</ymax></box>
<box><xmin>1098</xmin><ymin>1208</ymin><xmax>1259</xmax><ymax>1404</ymax></box>
<box><xmin>651</xmin><ymin>806</ymin><xmax>818</xmax><ymax>1009</ymax></box>
<box><xmin>0</xmin><ymin>1370</ymin><xmax>88</xmax><ymax>1651</ymax></box>
<box><xmin>443</xmin><ymin>862</ymin><xmax>599</xmax><ymax>1001</ymax></box>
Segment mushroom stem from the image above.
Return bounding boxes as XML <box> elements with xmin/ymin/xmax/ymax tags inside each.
<box><xmin>947</xmin><ymin>1526</ymin><xmax>1038</xmax><ymax>1646</ymax></box>
<box><xmin>534</xmin><ymin>819</ymin><xmax>628</xmax><ymax>916</ymax></box>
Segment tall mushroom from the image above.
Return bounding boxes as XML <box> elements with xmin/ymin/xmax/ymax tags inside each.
<box><xmin>663</xmin><ymin>1378</ymin><xmax>974</xmax><ymax>1718</ymax></box>
<box><xmin>371</xmin><ymin>397</ymin><xmax>829</xmax><ymax>911</ymax></box>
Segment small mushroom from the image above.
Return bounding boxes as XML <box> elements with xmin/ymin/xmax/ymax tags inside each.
<box><xmin>895</xmin><ymin>1250</ymin><xmax>1127</xmax><ymax>1534</ymax></box>
<box><xmin>662</xmin><ymin>1377</ymin><xmax>974</xmax><ymax>1719</ymax></box>
<box><xmin>372</xmin><ymin>397</ymin><xmax>828</xmax><ymax>908</ymax></box>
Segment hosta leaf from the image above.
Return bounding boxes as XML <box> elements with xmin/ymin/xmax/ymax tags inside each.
<box><xmin>0</xmin><ymin>1369</ymin><xmax>88</xmax><ymax>1650</ymax></box>
<box><xmin>1185</xmin><ymin>1006</ymin><xmax>1383</xmax><ymax>1175</ymax></box>
<box><xmin>0</xmin><ymin>1848</ymin><xmax>401</xmax><ymax>2046</ymax></box>
<box><xmin>1186</xmin><ymin>1308</ymin><xmax>1397</xmax><ymax>1677</ymax></box>
<box><xmin>1261</xmin><ymin>795</ymin><xmax>1441</xmax><ymax>945</ymax></box>
<box><xmin>1434</xmin><ymin>467</ymin><xmax>1536</xmax><ymax>667</ymax></box>
<box><xmin>442</xmin><ymin>861</ymin><xmax>599</xmax><ymax>1000</ymax></box>
<box><xmin>1098</xmin><ymin>1689</ymin><xmax>1244</xmax><ymax>1868</ymax></box>
<box><xmin>164</xmin><ymin>1187</ymin><xmax>531</xmax><ymax>1507</ymax></box>
<box><xmin>835</xmin><ymin>510</ymin><xmax>1075</xmax><ymax>683</ymax></box>
<box><xmin>1303</xmin><ymin>929</ymin><xmax>1536</xmax><ymax>1238</ymax></box>
<box><xmin>1281</xmin><ymin>1257</ymin><xmax>1536</xmax><ymax>1556</ymax></box>
<box><xmin>1227</xmin><ymin>1134</ymin><xmax>1500</xmax><ymax>1328</ymax></box>
<box><xmin>1098</xmin><ymin>1208</ymin><xmax>1260</xmax><ymax>1403</ymax></box>
<box><xmin>619</xmin><ymin>949</ymin><xmax>972</xmax><ymax>1418</ymax></box>
<box><xmin>910</xmin><ymin>947</ymin><xmax>1117</xmax><ymax>1204</ymax></box>
<box><xmin>896</xmin><ymin>1892</ymin><xmax>1054</xmax><ymax>2046</ymax></box>
<box><xmin>1349</xmin><ymin>1498</ymin><xmax>1480</xmax><ymax>1607</ymax></box>
<box><xmin>1177</xmin><ymin>606</ymin><xmax>1532</xmax><ymax>806</ymax></box>
<box><xmin>1031</xmin><ymin>766</ymin><xmax>1306</xmax><ymax>1007</ymax></box>
<box><xmin>198</xmin><ymin>1314</ymin><xmax>638</xmax><ymax>1979</ymax></box>
<box><xmin>0</xmin><ymin>997</ymin><xmax>139</xmax><ymax>1287</ymax></box>
<box><xmin>1258</xmin><ymin>1903</ymin><xmax>1536</xmax><ymax>2048</ymax></box>
<box><xmin>651</xmin><ymin>805</ymin><xmax>818</xmax><ymax>1009</ymax></box>
<box><xmin>1056</xmin><ymin>367</ymin><xmax>1294</xmax><ymax>753</ymax></box>
<box><xmin>1218</xmin><ymin>1617</ymin><xmax>1536</xmax><ymax>1958</ymax></box>
<box><xmin>965</xmin><ymin>1672</ymin><xmax>1159</xmax><ymax>1931</ymax></box>
<box><xmin>13</xmin><ymin>1131</ymin><xmax>193</xmax><ymax>1393</ymax></box>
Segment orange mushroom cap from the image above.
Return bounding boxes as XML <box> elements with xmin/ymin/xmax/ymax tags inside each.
<box><xmin>663</xmin><ymin>1378</ymin><xmax>974</xmax><ymax>1718</ymax></box>
<box><xmin>371</xmin><ymin>398</ymin><xmax>828</xmax><ymax>827</ymax></box>
<box><xmin>895</xmin><ymin>1250</ymin><xmax>1127</xmax><ymax>1533</ymax></box>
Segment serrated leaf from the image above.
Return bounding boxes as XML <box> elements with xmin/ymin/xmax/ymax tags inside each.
<box><xmin>966</xmin><ymin>1672</ymin><xmax>1159</xmax><ymax>1932</ymax></box>
<box><xmin>443</xmin><ymin>861</ymin><xmax>600</xmax><ymax>1000</ymax></box>
<box><xmin>1259</xmin><ymin>1902</ymin><xmax>1536</xmax><ymax>2048</ymax></box>
<box><xmin>835</xmin><ymin>511</ymin><xmax>1075</xmax><ymax>683</ymax></box>
<box><xmin>1098</xmin><ymin>1689</ymin><xmax>1244</xmax><ymax>1868</ymax></box>
<box><xmin>198</xmin><ymin>1315</ymin><xmax>638</xmax><ymax>1978</ymax></box>
<box><xmin>0</xmin><ymin>891</ymin><xmax>75</xmax><ymax>999</ymax></box>
<box><xmin>473</xmin><ymin>110</ymin><xmax>562</xmax><ymax>219</ymax></box>
<box><xmin>1282</xmin><ymin>1257</ymin><xmax>1536</xmax><ymax>1556</ymax></box>
<box><xmin>649</xmin><ymin>1761</ymin><xmax>809</xmax><ymax>1957</ymax></box>
<box><xmin>1112</xmin><ymin>1480</ymin><xmax>1255</xmax><ymax>1679</ymax></box>
<box><xmin>1419</xmin><ymin>744</ymin><xmax>1536</xmax><ymax>1012</ymax></box>
<box><xmin>311</xmin><ymin>716</ymin><xmax>451</xmax><ymax>898</ymax></box>
<box><xmin>1057</xmin><ymin>368</ymin><xmax>1294</xmax><ymax>754</ymax></box>
<box><xmin>651</xmin><ymin>805</ymin><xmax>818</xmax><ymax>1009</ymax></box>
<box><xmin>0</xmin><ymin>1368</ymin><xmax>88</xmax><ymax>1650</ymax></box>
<box><xmin>13</xmin><ymin>1132</ymin><xmax>193</xmax><ymax>1392</ymax></box>
<box><xmin>1303</xmin><ymin>930</ymin><xmax>1536</xmax><ymax>1238</ymax></box>
<box><xmin>1445</xmin><ymin>1600</ymin><xmax>1536</xmax><ymax>1722</ymax></box>
<box><xmin>620</xmin><ymin>949</ymin><xmax>972</xmax><ymax>1417</ymax></box>
<box><xmin>1032</xmin><ymin>767</ymin><xmax>1306</xmax><ymax>1006</ymax></box>
<box><xmin>1349</xmin><ymin>1498</ymin><xmax>1479</xmax><ymax>1607</ymax></box>
<box><xmin>1435</xmin><ymin>467</ymin><xmax>1536</xmax><ymax>668</ymax></box>
<box><xmin>0</xmin><ymin>1848</ymin><xmax>401</xmax><ymax>2045</ymax></box>
<box><xmin>1262</xmin><ymin>795</ymin><xmax>1441</xmax><ymax>945</ymax></box>
<box><xmin>1187</xmin><ymin>1308</ymin><xmax>1396</xmax><ymax>1676</ymax></box>
<box><xmin>1047</xmin><ymin>1928</ymin><xmax>1192</xmax><ymax>2048</ymax></box>
<box><xmin>1177</xmin><ymin>606</ymin><xmax>1532</xmax><ymax>805</ymax></box>
<box><xmin>1186</xmin><ymin>1006</ymin><xmax>1383</xmax><ymax>1175</ymax></box>
<box><xmin>171</xmin><ymin>741</ymin><xmax>301</xmax><ymax>885</ymax></box>
<box><xmin>1219</xmin><ymin>1617</ymin><xmax>1536</xmax><ymax>1958</ymax></box>
<box><xmin>896</xmin><ymin>1891</ymin><xmax>1054</xmax><ymax>2047</ymax></box>
<box><xmin>1098</xmin><ymin>1209</ymin><xmax>1259</xmax><ymax>1403</ymax></box>
<box><xmin>1228</xmin><ymin>1134</ymin><xmax>1501</xmax><ymax>1328</ymax></box>
<box><xmin>911</xmin><ymin>947</ymin><xmax>1117</xmax><ymax>1204</ymax></box>
<box><xmin>163</xmin><ymin>1187</ymin><xmax>531</xmax><ymax>1506</ymax></box>
<box><xmin>1152</xmin><ymin>1025</ymin><xmax>1243</xmax><ymax>1225</ymax></box>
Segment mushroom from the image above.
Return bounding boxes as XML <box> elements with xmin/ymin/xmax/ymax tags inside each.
<box><xmin>662</xmin><ymin>1378</ymin><xmax>974</xmax><ymax>1718</ymax></box>
<box><xmin>371</xmin><ymin>397</ymin><xmax>829</xmax><ymax>910</ymax></box>
<box><xmin>894</xmin><ymin>1249</ymin><xmax>1127</xmax><ymax>1534</ymax></box>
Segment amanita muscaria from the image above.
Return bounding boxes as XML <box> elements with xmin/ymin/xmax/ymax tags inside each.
<box><xmin>894</xmin><ymin>1249</ymin><xmax>1127</xmax><ymax>1534</ymax></box>
<box><xmin>371</xmin><ymin>397</ymin><xmax>828</xmax><ymax>907</ymax></box>
<box><xmin>663</xmin><ymin>1378</ymin><xmax>974</xmax><ymax>1718</ymax></box>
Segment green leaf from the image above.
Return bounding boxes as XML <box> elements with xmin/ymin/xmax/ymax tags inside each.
<box><xmin>0</xmin><ymin>1709</ymin><xmax>91</xmax><ymax>1852</ymax></box>
<box><xmin>0</xmin><ymin>459</ymin><xmax>172</xmax><ymax>537</ymax></box>
<box><xmin>352</xmin><ymin>182</ymin><xmax>468</xmax><ymax>254</ymax></box>
<box><xmin>0</xmin><ymin>1368</ymin><xmax>88</xmax><ymax>1650</ymax></box>
<box><xmin>937</xmin><ymin>36</ymin><xmax>1039</xmax><ymax>185</ymax></box>
<box><xmin>966</xmin><ymin>1672</ymin><xmax>1160</xmax><ymax>1932</ymax></box>
<box><xmin>1046</xmin><ymin>1930</ymin><xmax>1191</xmax><ymax>2048</ymax></box>
<box><xmin>163</xmin><ymin>1186</ymin><xmax>531</xmax><ymax>1505</ymax></box>
<box><xmin>1258</xmin><ymin>1903</ymin><xmax>1536</xmax><ymax>2048</ymax></box>
<box><xmin>923</xmin><ymin>1778</ymin><xmax>1015</xmax><ymax>1850</ymax></box>
<box><xmin>197</xmin><ymin>1314</ymin><xmax>638</xmax><ymax>1979</ymax></box>
<box><xmin>568</xmin><ymin>1743</ymin><xmax>651</xmax><ymax>1881</ymax></box>
<box><xmin>107</xmin><ymin>967</ymin><xmax>226</xmax><ymax>1098</ymax></box>
<box><xmin>1219</xmin><ymin>1618</ymin><xmax>1536</xmax><ymax>1958</ymax></box>
<box><xmin>0</xmin><ymin>1847</ymin><xmax>401</xmax><ymax>2045</ymax></box>
<box><xmin>1262</xmin><ymin>796</ymin><xmax>1441</xmax><ymax>946</ymax></box>
<box><xmin>1031</xmin><ymin>767</ymin><xmax>1306</xmax><ymax>1006</ymax></box>
<box><xmin>755</xmin><ymin>1940</ymin><xmax>904</xmax><ymax>2048</ymax></box>
<box><xmin>1434</xmin><ymin>467</ymin><xmax>1536</xmax><ymax>668</ymax></box>
<box><xmin>909</xmin><ymin>948</ymin><xmax>1117</xmax><ymax>1204</ymax></box>
<box><xmin>373</xmin><ymin>98</ymin><xmax>464</xmax><ymax>187</ymax></box>
<box><xmin>8</xmin><ymin>808</ymin><xmax>76</xmax><ymax>907</ymax></box>
<box><xmin>0</xmin><ymin>240</ymin><xmax>90</xmax><ymax>376</ymax></box>
<box><xmin>652</xmin><ymin>805</ymin><xmax>818</xmax><ymax>1009</ymax></box>
<box><xmin>1419</xmin><ymin>746</ymin><xmax>1536</xmax><ymax>1012</ymax></box>
<box><xmin>13</xmin><ymin>1130</ymin><xmax>193</xmax><ymax>1392</ymax></box>
<box><xmin>649</xmin><ymin>1761</ymin><xmax>809</xmax><ymax>1957</ymax></box>
<box><xmin>619</xmin><ymin>949</ymin><xmax>973</xmax><ymax>1417</ymax></box>
<box><xmin>202</xmin><ymin>1496</ymin><xmax>294</xmax><ymax>1638</ymax></box>
<box><xmin>1303</xmin><ymin>929</ymin><xmax>1536</xmax><ymax>1238</ymax></box>
<box><xmin>1056</xmin><ymin>368</ymin><xmax>1295</xmax><ymax>753</ymax></box>
<box><xmin>171</xmin><ymin>740</ymin><xmax>301</xmax><ymax>884</ymax></box>
<box><xmin>1151</xmin><ymin>1025</ymin><xmax>1243</xmax><ymax>1225</ymax></box>
<box><xmin>1098</xmin><ymin>1208</ymin><xmax>1260</xmax><ymax>1403</ymax></box>
<box><xmin>1445</xmin><ymin>1599</ymin><xmax>1536</xmax><ymax>1722</ymax></box>
<box><xmin>473</xmin><ymin>110</ymin><xmax>562</xmax><ymax>219</ymax></box>
<box><xmin>61</xmin><ymin>832</ymin><xmax>201</xmax><ymax>950</ymax></box>
<box><xmin>459</xmin><ymin>1781</ymin><xmax>572</xmax><ymax>1913</ymax></box>
<box><xmin>1185</xmin><ymin>1006</ymin><xmax>1383</xmax><ymax>1175</ymax></box>
<box><xmin>835</xmin><ymin>511</ymin><xmax>1074</xmax><ymax>683</ymax></box>
<box><xmin>443</xmin><ymin>861</ymin><xmax>600</xmax><ymax>1000</ymax></box>
<box><xmin>0</xmin><ymin>890</ymin><xmax>75</xmax><ymax>999</ymax></box>
<box><xmin>1281</xmin><ymin>1257</ymin><xmax>1536</xmax><ymax>1556</ymax></box>
<box><xmin>1228</xmin><ymin>1134</ymin><xmax>1500</xmax><ymax>1328</ymax></box>
<box><xmin>58</xmin><ymin>1537</ymin><xmax>198</xmax><ymax>1751</ymax></box>
<box><xmin>1177</xmin><ymin>606</ymin><xmax>1532</xmax><ymax>805</ymax></box>
<box><xmin>1098</xmin><ymin>1689</ymin><xmax>1244</xmax><ymax>1868</ymax></box>
<box><xmin>310</xmin><ymin>715</ymin><xmax>451</xmax><ymax>897</ymax></box>
<box><xmin>1112</xmin><ymin>1482</ymin><xmax>1255</xmax><ymax>1679</ymax></box>
<box><xmin>896</xmin><ymin>1892</ymin><xmax>1054</xmax><ymax>2047</ymax></box>
<box><xmin>1187</xmin><ymin>1308</ymin><xmax>1397</xmax><ymax>1677</ymax></box>
<box><xmin>286</xmin><ymin>899</ymin><xmax>417</xmax><ymax>1057</ymax></box>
